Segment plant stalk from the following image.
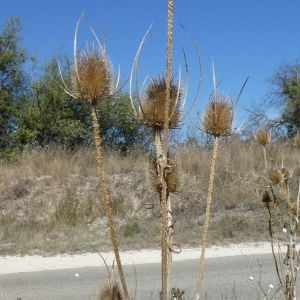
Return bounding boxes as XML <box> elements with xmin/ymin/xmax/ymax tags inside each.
<box><xmin>91</xmin><ymin>104</ymin><xmax>129</xmax><ymax>300</ymax></box>
<box><xmin>161</xmin><ymin>0</ymin><xmax>174</xmax><ymax>299</ymax></box>
<box><xmin>198</xmin><ymin>136</ymin><xmax>219</xmax><ymax>295</ymax></box>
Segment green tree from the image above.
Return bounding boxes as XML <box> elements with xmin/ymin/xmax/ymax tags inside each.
<box><xmin>15</xmin><ymin>55</ymin><xmax>92</xmax><ymax>148</ymax></box>
<box><xmin>16</xmin><ymin>55</ymin><xmax>150</xmax><ymax>151</ymax></box>
<box><xmin>98</xmin><ymin>94</ymin><xmax>151</xmax><ymax>152</ymax></box>
<box><xmin>0</xmin><ymin>17</ymin><xmax>27</xmax><ymax>150</ymax></box>
<box><xmin>267</xmin><ymin>62</ymin><xmax>300</xmax><ymax>136</ymax></box>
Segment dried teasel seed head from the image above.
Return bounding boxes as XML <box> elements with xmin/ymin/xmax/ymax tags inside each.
<box><xmin>261</xmin><ymin>190</ymin><xmax>274</xmax><ymax>208</ymax></box>
<box><xmin>281</xmin><ymin>167</ymin><xmax>289</xmax><ymax>184</ymax></box>
<box><xmin>149</xmin><ymin>154</ymin><xmax>181</xmax><ymax>194</ymax></box>
<box><xmin>269</xmin><ymin>168</ymin><xmax>284</xmax><ymax>185</ymax></box>
<box><xmin>99</xmin><ymin>281</ymin><xmax>123</xmax><ymax>300</ymax></box>
<box><xmin>295</xmin><ymin>131</ymin><xmax>300</xmax><ymax>147</ymax></box>
<box><xmin>141</xmin><ymin>76</ymin><xmax>181</xmax><ymax>129</ymax></box>
<box><xmin>254</xmin><ymin>129</ymin><xmax>271</xmax><ymax>146</ymax></box>
<box><xmin>202</xmin><ymin>95</ymin><xmax>233</xmax><ymax>137</ymax></box>
<box><xmin>71</xmin><ymin>46</ymin><xmax>113</xmax><ymax>104</ymax></box>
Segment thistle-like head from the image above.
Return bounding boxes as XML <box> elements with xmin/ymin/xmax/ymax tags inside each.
<box><xmin>261</xmin><ymin>190</ymin><xmax>274</xmax><ymax>208</ymax></box>
<box><xmin>269</xmin><ymin>168</ymin><xmax>284</xmax><ymax>185</ymax></box>
<box><xmin>59</xmin><ymin>15</ymin><xmax>116</xmax><ymax>105</ymax></box>
<box><xmin>254</xmin><ymin>129</ymin><xmax>271</xmax><ymax>146</ymax></box>
<box><xmin>140</xmin><ymin>76</ymin><xmax>181</xmax><ymax>130</ymax></box>
<box><xmin>150</xmin><ymin>154</ymin><xmax>181</xmax><ymax>195</ymax></box>
<box><xmin>99</xmin><ymin>281</ymin><xmax>122</xmax><ymax>300</ymax></box>
<box><xmin>71</xmin><ymin>46</ymin><xmax>113</xmax><ymax>104</ymax></box>
<box><xmin>202</xmin><ymin>95</ymin><xmax>233</xmax><ymax>137</ymax></box>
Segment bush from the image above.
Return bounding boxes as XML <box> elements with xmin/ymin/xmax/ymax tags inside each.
<box><xmin>123</xmin><ymin>221</ymin><xmax>140</xmax><ymax>238</ymax></box>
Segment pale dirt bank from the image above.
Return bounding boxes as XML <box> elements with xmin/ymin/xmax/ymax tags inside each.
<box><xmin>0</xmin><ymin>242</ymin><xmax>273</xmax><ymax>275</ymax></box>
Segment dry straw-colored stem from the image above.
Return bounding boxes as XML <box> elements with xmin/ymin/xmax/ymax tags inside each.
<box><xmin>91</xmin><ymin>104</ymin><xmax>129</xmax><ymax>300</ymax></box>
<box><xmin>266</xmin><ymin>202</ymin><xmax>283</xmax><ymax>287</ymax></box>
<box><xmin>263</xmin><ymin>146</ymin><xmax>268</xmax><ymax>170</ymax></box>
<box><xmin>198</xmin><ymin>136</ymin><xmax>219</xmax><ymax>295</ymax></box>
<box><xmin>160</xmin><ymin>1</ymin><xmax>174</xmax><ymax>299</ymax></box>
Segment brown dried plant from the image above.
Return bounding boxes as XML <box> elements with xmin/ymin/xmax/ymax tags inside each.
<box><xmin>269</xmin><ymin>168</ymin><xmax>284</xmax><ymax>185</ymax></box>
<box><xmin>131</xmin><ymin>71</ymin><xmax>182</xmax><ymax>299</ymax></box>
<box><xmin>141</xmin><ymin>76</ymin><xmax>181</xmax><ymax>130</ymax></box>
<box><xmin>128</xmin><ymin>0</ymin><xmax>182</xmax><ymax>297</ymax></box>
<box><xmin>128</xmin><ymin>0</ymin><xmax>201</xmax><ymax>297</ymax></box>
<box><xmin>98</xmin><ymin>281</ymin><xmax>123</xmax><ymax>300</ymax></box>
<box><xmin>70</xmin><ymin>47</ymin><xmax>113</xmax><ymax>103</ymax></box>
<box><xmin>254</xmin><ymin>129</ymin><xmax>271</xmax><ymax>169</ymax></box>
<box><xmin>150</xmin><ymin>154</ymin><xmax>181</xmax><ymax>195</ymax></box>
<box><xmin>59</xmin><ymin>16</ymin><xmax>129</xmax><ymax>300</ymax></box>
<box><xmin>197</xmin><ymin>64</ymin><xmax>235</xmax><ymax>298</ymax></box>
<box><xmin>202</xmin><ymin>95</ymin><xmax>232</xmax><ymax>137</ymax></box>
<box><xmin>254</xmin><ymin>129</ymin><xmax>272</xmax><ymax>147</ymax></box>
<box><xmin>256</xmin><ymin>130</ymin><xmax>300</xmax><ymax>299</ymax></box>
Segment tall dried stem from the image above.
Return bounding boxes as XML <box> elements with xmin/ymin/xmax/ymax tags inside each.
<box><xmin>91</xmin><ymin>104</ymin><xmax>129</xmax><ymax>300</ymax></box>
<box><xmin>197</xmin><ymin>136</ymin><xmax>219</xmax><ymax>295</ymax></box>
<box><xmin>160</xmin><ymin>0</ymin><xmax>174</xmax><ymax>299</ymax></box>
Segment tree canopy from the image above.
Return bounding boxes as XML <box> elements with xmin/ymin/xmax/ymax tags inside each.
<box><xmin>267</xmin><ymin>62</ymin><xmax>300</xmax><ymax>136</ymax></box>
<box><xmin>15</xmin><ymin>55</ymin><xmax>92</xmax><ymax>149</ymax></box>
<box><xmin>0</xmin><ymin>17</ymin><xmax>150</xmax><ymax>155</ymax></box>
<box><xmin>0</xmin><ymin>17</ymin><xmax>27</xmax><ymax>151</ymax></box>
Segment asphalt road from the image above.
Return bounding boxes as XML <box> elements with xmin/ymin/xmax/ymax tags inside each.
<box><xmin>0</xmin><ymin>254</ymin><xmax>287</xmax><ymax>300</ymax></box>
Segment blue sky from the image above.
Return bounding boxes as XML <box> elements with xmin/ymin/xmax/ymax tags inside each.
<box><xmin>1</xmin><ymin>0</ymin><xmax>300</xmax><ymax>134</ymax></box>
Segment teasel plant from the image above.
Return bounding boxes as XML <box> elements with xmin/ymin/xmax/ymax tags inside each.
<box><xmin>59</xmin><ymin>15</ymin><xmax>129</xmax><ymax>300</ymax></box>
<box><xmin>95</xmin><ymin>249</ymin><xmax>123</xmax><ymax>300</ymax></box>
<box><xmin>196</xmin><ymin>65</ymin><xmax>248</xmax><ymax>298</ymax></box>
<box><xmin>128</xmin><ymin>1</ymin><xmax>183</xmax><ymax>298</ymax></box>
<box><xmin>129</xmin><ymin>1</ymin><xmax>201</xmax><ymax>297</ymax></box>
<box><xmin>254</xmin><ymin>128</ymin><xmax>272</xmax><ymax>169</ymax></box>
<box><xmin>255</xmin><ymin>130</ymin><xmax>300</xmax><ymax>300</ymax></box>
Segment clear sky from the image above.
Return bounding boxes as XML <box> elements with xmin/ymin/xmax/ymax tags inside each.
<box><xmin>1</xmin><ymin>0</ymin><xmax>300</xmax><ymax>134</ymax></box>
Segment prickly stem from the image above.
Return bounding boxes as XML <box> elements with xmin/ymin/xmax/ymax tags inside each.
<box><xmin>198</xmin><ymin>136</ymin><xmax>219</xmax><ymax>295</ymax></box>
<box><xmin>91</xmin><ymin>104</ymin><xmax>129</xmax><ymax>300</ymax></box>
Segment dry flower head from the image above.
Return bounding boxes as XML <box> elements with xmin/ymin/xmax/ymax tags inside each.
<box><xmin>58</xmin><ymin>15</ymin><xmax>116</xmax><ymax>105</ymax></box>
<box><xmin>99</xmin><ymin>281</ymin><xmax>122</xmax><ymax>300</ymax></box>
<box><xmin>261</xmin><ymin>190</ymin><xmax>274</xmax><ymax>207</ymax></box>
<box><xmin>254</xmin><ymin>129</ymin><xmax>271</xmax><ymax>146</ymax></box>
<box><xmin>141</xmin><ymin>76</ymin><xmax>181</xmax><ymax>129</ymax></box>
<box><xmin>281</xmin><ymin>167</ymin><xmax>289</xmax><ymax>184</ymax></box>
<box><xmin>202</xmin><ymin>95</ymin><xmax>233</xmax><ymax>137</ymax></box>
<box><xmin>150</xmin><ymin>154</ymin><xmax>181</xmax><ymax>194</ymax></box>
<box><xmin>71</xmin><ymin>46</ymin><xmax>113</xmax><ymax>103</ymax></box>
<box><xmin>269</xmin><ymin>168</ymin><xmax>284</xmax><ymax>185</ymax></box>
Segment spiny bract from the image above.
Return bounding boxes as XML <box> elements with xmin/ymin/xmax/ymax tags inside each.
<box><xmin>141</xmin><ymin>76</ymin><xmax>181</xmax><ymax>130</ymax></box>
<box><xmin>71</xmin><ymin>47</ymin><xmax>113</xmax><ymax>103</ymax></box>
<box><xmin>254</xmin><ymin>129</ymin><xmax>271</xmax><ymax>146</ymax></box>
<box><xmin>202</xmin><ymin>95</ymin><xmax>232</xmax><ymax>137</ymax></box>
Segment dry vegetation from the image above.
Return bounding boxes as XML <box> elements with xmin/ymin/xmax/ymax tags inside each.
<box><xmin>0</xmin><ymin>137</ymin><xmax>298</xmax><ymax>256</ymax></box>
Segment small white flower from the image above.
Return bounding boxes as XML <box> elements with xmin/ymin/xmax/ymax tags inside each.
<box><xmin>74</xmin><ymin>273</ymin><xmax>80</xmax><ymax>278</ymax></box>
<box><xmin>283</xmin><ymin>228</ymin><xmax>287</xmax><ymax>233</ymax></box>
<box><xmin>249</xmin><ymin>276</ymin><xmax>254</xmax><ymax>281</ymax></box>
<box><xmin>268</xmin><ymin>283</ymin><xmax>274</xmax><ymax>289</ymax></box>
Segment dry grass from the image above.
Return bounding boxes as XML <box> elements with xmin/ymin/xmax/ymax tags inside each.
<box><xmin>0</xmin><ymin>137</ymin><xmax>299</xmax><ymax>255</ymax></box>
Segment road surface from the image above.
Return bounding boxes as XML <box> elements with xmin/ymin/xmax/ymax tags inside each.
<box><xmin>0</xmin><ymin>254</ymin><xmax>287</xmax><ymax>299</ymax></box>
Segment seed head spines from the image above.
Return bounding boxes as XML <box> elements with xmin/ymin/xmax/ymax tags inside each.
<box><xmin>202</xmin><ymin>95</ymin><xmax>233</xmax><ymax>137</ymax></box>
<box><xmin>71</xmin><ymin>47</ymin><xmax>113</xmax><ymax>104</ymax></box>
<box><xmin>254</xmin><ymin>129</ymin><xmax>271</xmax><ymax>146</ymax></box>
<box><xmin>141</xmin><ymin>76</ymin><xmax>181</xmax><ymax>129</ymax></box>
